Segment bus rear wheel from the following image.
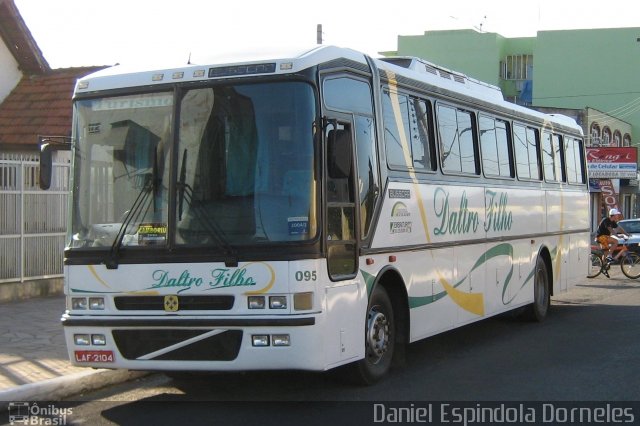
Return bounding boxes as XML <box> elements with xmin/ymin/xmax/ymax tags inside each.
<box><xmin>350</xmin><ymin>285</ymin><xmax>395</xmax><ymax>385</ymax></box>
<box><xmin>524</xmin><ymin>256</ymin><xmax>550</xmax><ymax>322</ymax></box>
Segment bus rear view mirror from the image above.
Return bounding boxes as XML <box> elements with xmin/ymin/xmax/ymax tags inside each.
<box><xmin>328</xmin><ymin>128</ymin><xmax>352</xmax><ymax>179</ymax></box>
<box><xmin>39</xmin><ymin>137</ymin><xmax>71</xmax><ymax>190</ymax></box>
<box><xmin>39</xmin><ymin>143</ymin><xmax>53</xmax><ymax>190</ymax></box>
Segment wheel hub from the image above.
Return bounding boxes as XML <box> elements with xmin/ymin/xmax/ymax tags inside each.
<box><xmin>366</xmin><ymin>310</ymin><xmax>389</xmax><ymax>362</ymax></box>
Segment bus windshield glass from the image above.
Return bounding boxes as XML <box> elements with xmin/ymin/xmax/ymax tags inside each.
<box><xmin>70</xmin><ymin>82</ymin><xmax>317</xmax><ymax>249</ymax></box>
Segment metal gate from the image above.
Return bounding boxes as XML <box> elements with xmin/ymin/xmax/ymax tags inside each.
<box><xmin>0</xmin><ymin>153</ymin><xmax>69</xmax><ymax>283</ymax></box>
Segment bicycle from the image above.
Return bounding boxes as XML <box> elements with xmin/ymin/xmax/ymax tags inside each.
<box><xmin>588</xmin><ymin>236</ymin><xmax>640</xmax><ymax>279</ymax></box>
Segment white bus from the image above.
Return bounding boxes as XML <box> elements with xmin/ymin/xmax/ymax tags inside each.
<box><xmin>48</xmin><ymin>45</ymin><xmax>589</xmax><ymax>384</ymax></box>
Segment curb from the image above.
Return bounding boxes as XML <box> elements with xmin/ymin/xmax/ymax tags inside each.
<box><xmin>0</xmin><ymin>369</ymin><xmax>147</xmax><ymax>411</ymax></box>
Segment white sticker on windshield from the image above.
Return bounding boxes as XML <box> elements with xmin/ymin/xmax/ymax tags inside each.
<box><xmin>288</xmin><ymin>217</ymin><xmax>309</xmax><ymax>235</ymax></box>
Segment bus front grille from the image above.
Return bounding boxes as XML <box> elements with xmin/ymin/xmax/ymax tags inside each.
<box><xmin>112</xmin><ymin>329</ymin><xmax>243</xmax><ymax>361</ymax></box>
<box><xmin>114</xmin><ymin>295</ymin><xmax>234</xmax><ymax>311</ymax></box>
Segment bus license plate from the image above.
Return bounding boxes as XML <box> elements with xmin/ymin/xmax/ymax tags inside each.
<box><xmin>75</xmin><ymin>350</ymin><xmax>114</xmax><ymax>363</ymax></box>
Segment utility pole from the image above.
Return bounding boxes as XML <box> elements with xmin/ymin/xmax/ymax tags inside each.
<box><xmin>317</xmin><ymin>24</ymin><xmax>323</xmax><ymax>44</ymax></box>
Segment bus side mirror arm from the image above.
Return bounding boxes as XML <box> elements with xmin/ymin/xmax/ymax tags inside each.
<box><xmin>39</xmin><ymin>136</ymin><xmax>71</xmax><ymax>190</ymax></box>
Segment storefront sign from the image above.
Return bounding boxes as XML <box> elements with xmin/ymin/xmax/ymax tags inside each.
<box><xmin>586</xmin><ymin>147</ymin><xmax>638</xmax><ymax>178</ymax></box>
<box><xmin>598</xmin><ymin>179</ymin><xmax>620</xmax><ymax>213</ymax></box>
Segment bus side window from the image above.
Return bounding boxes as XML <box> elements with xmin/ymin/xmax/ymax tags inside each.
<box><xmin>542</xmin><ymin>131</ymin><xmax>565</xmax><ymax>182</ymax></box>
<box><xmin>480</xmin><ymin>114</ymin><xmax>513</xmax><ymax>178</ymax></box>
<box><xmin>514</xmin><ymin>123</ymin><xmax>541</xmax><ymax>180</ymax></box>
<box><xmin>437</xmin><ymin>104</ymin><xmax>478</xmax><ymax>174</ymax></box>
<box><xmin>565</xmin><ymin>137</ymin><xmax>586</xmax><ymax>184</ymax></box>
<box><xmin>383</xmin><ymin>92</ymin><xmax>435</xmax><ymax>172</ymax></box>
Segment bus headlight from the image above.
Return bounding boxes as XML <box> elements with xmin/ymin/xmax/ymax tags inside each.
<box><xmin>248</xmin><ymin>296</ymin><xmax>265</xmax><ymax>309</ymax></box>
<box><xmin>74</xmin><ymin>334</ymin><xmax>91</xmax><ymax>345</ymax></box>
<box><xmin>272</xmin><ymin>334</ymin><xmax>290</xmax><ymax>346</ymax></box>
<box><xmin>71</xmin><ymin>297</ymin><xmax>87</xmax><ymax>310</ymax></box>
<box><xmin>269</xmin><ymin>296</ymin><xmax>287</xmax><ymax>309</ymax></box>
<box><xmin>251</xmin><ymin>335</ymin><xmax>270</xmax><ymax>346</ymax></box>
<box><xmin>89</xmin><ymin>297</ymin><xmax>105</xmax><ymax>310</ymax></box>
<box><xmin>91</xmin><ymin>334</ymin><xmax>107</xmax><ymax>346</ymax></box>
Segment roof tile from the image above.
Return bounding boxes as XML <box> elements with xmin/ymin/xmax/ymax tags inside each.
<box><xmin>0</xmin><ymin>66</ymin><xmax>105</xmax><ymax>146</ymax></box>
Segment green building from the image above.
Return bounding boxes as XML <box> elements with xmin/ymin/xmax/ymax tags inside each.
<box><xmin>389</xmin><ymin>27</ymin><xmax>640</xmax><ymax>228</ymax></box>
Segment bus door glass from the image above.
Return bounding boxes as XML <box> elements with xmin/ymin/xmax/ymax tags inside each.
<box><xmin>325</xmin><ymin>120</ymin><xmax>357</xmax><ymax>278</ymax></box>
<box><xmin>323</xmin><ymin>76</ymin><xmax>380</xmax><ymax>279</ymax></box>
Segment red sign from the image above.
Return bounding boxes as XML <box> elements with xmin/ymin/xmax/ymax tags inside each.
<box><xmin>586</xmin><ymin>147</ymin><xmax>637</xmax><ymax>178</ymax></box>
<box><xmin>75</xmin><ymin>350</ymin><xmax>115</xmax><ymax>363</ymax></box>
<box><xmin>598</xmin><ymin>179</ymin><xmax>619</xmax><ymax>213</ymax></box>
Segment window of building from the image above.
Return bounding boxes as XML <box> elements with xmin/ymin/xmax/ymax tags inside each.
<box><xmin>590</xmin><ymin>123</ymin><xmax>601</xmax><ymax>146</ymax></box>
<box><xmin>500</xmin><ymin>55</ymin><xmax>533</xmax><ymax>80</ymax></box>
<box><xmin>624</xmin><ymin>134</ymin><xmax>632</xmax><ymax>147</ymax></box>
<box><xmin>602</xmin><ymin>127</ymin><xmax>612</xmax><ymax>146</ymax></box>
<box><xmin>613</xmin><ymin>130</ymin><xmax>622</xmax><ymax>147</ymax></box>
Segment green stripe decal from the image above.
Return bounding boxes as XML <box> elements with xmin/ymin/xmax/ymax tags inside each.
<box><xmin>408</xmin><ymin>243</ymin><xmax>538</xmax><ymax>310</ymax></box>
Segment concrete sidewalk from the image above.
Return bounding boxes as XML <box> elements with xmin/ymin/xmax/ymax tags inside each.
<box><xmin>0</xmin><ymin>295</ymin><xmax>143</xmax><ymax>408</ymax></box>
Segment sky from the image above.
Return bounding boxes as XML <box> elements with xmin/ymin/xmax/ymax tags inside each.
<box><xmin>12</xmin><ymin>0</ymin><xmax>640</xmax><ymax>69</ymax></box>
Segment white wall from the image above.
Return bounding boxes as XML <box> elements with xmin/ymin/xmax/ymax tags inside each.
<box><xmin>0</xmin><ymin>40</ymin><xmax>22</xmax><ymax>103</ymax></box>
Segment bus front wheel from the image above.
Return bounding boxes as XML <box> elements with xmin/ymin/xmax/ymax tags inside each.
<box><xmin>350</xmin><ymin>285</ymin><xmax>395</xmax><ymax>385</ymax></box>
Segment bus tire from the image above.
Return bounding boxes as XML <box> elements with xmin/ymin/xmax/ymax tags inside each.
<box><xmin>524</xmin><ymin>255</ymin><xmax>550</xmax><ymax>322</ymax></box>
<box><xmin>350</xmin><ymin>285</ymin><xmax>395</xmax><ymax>385</ymax></box>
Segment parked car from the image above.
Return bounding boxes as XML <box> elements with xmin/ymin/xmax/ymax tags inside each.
<box><xmin>618</xmin><ymin>219</ymin><xmax>640</xmax><ymax>234</ymax></box>
<box><xmin>617</xmin><ymin>219</ymin><xmax>640</xmax><ymax>253</ymax></box>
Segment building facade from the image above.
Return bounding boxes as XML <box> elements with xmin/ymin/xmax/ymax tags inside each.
<box><xmin>0</xmin><ymin>0</ymin><xmax>104</xmax><ymax>298</ymax></box>
<box><xmin>390</xmin><ymin>27</ymin><xmax>640</xmax><ymax>230</ymax></box>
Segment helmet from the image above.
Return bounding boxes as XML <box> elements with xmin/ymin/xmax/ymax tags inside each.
<box><xmin>609</xmin><ymin>208</ymin><xmax>621</xmax><ymax>216</ymax></box>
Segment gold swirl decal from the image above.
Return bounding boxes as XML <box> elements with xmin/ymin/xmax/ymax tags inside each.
<box><xmin>243</xmin><ymin>262</ymin><xmax>276</xmax><ymax>295</ymax></box>
<box><xmin>436</xmin><ymin>270</ymin><xmax>485</xmax><ymax>316</ymax></box>
<box><xmin>87</xmin><ymin>264</ymin><xmax>112</xmax><ymax>289</ymax></box>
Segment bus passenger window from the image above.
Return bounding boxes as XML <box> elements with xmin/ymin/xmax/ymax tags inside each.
<box><xmin>565</xmin><ymin>137</ymin><xmax>585</xmax><ymax>184</ymax></box>
<box><xmin>410</xmin><ymin>99</ymin><xmax>434</xmax><ymax>171</ymax></box>
<box><xmin>480</xmin><ymin>115</ymin><xmax>512</xmax><ymax>178</ymax></box>
<box><xmin>542</xmin><ymin>132</ymin><xmax>564</xmax><ymax>182</ymax></box>
<box><xmin>437</xmin><ymin>105</ymin><xmax>478</xmax><ymax>174</ymax></box>
<box><xmin>514</xmin><ymin>124</ymin><xmax>541</xmax><ymax>180</ymax></box>
<box><xmin>383</xmin><ymin>91</ymin><xmax>410</xmax><ymax>168</ymax></box>
<box><xmin>382</xmin><ymin>91</ymin><xmax>435</xmax><ymax>172</ymax></box>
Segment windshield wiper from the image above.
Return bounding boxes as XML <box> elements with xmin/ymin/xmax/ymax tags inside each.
<box><xmin>176</xmin><ymin>150</ymin><xmax>237</xmax><ymax>266</ymax></box>
<box><xmin>105</xmin><ymin>175</ymin><xmax>153</xmax><ymax>269</ymax></box>
<box><xmin>178</xmin><ymin>183</ymin><xmax>238</xmax><ymax>267</ymax></box>
<box><xmin>178</xmin><ymin>149</ymin><xmax>187</xmax><ymax>221</ymax></box>
<box><xmin>106</xmin><ymin>147</ymin><xmax>165</xmax><ymax>268</ymax></box>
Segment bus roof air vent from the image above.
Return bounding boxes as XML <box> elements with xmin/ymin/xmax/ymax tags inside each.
<box><xmin>378</xmin><ymin>57</ymin><xmax>414</xmax><ymax>68</ymax></box>
<box><xmin>379</xmin><ymin>56</ymin><xmax>467</xmax><ymax>84</ymax></box>
<box><xmin>423</xmin><ymin>64</ymin><xmax>438</xmax><ymax>75</ymax></box>
<box><xmin>438</xmin><ymin>69</ymin><xmax>452</xmax><ymax>80</ymax></box>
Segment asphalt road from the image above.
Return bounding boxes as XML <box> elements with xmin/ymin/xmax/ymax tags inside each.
<box><xmin>11</xmin><ymin>271</ymin><xmax>638</xmax><ymax>426</ymax></box>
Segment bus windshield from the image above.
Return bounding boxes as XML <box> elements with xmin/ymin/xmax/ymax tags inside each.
<box><xmin>70</xmin><ymin>82</ymin><xmax>317</xmax><ymax>249</ymax></box>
